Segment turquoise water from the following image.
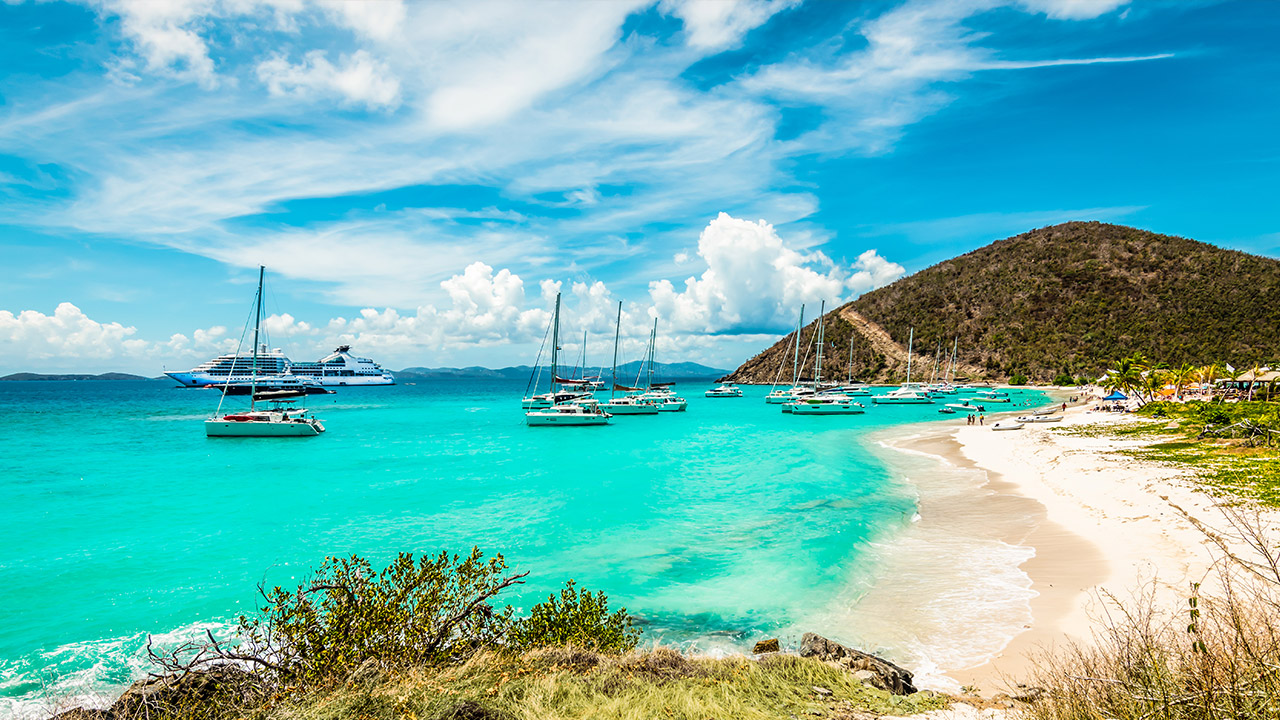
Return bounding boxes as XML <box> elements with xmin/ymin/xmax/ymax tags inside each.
<box><xmin>0</xmin><ymin>380</ymin><xmax>1048</xmax><ymax>714</ymax></box>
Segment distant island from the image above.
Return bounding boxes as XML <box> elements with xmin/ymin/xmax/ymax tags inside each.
<box><xmin>0</xmin><ymin>372</ymin><xmax>157</xmax><ymax>382</ymax></box>
<box><xmin>395</xmin><ymin>360</ymin><xmax>728</xmax><ymax>381</ymax></box>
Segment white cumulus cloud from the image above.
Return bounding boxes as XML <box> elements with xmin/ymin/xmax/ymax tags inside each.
<box><xmin>257</xmin><ymin>49</ymin><xmax>401</xmax><ymax>110</ymax></box>
<box><xmin>101</xmin><ymin>0</ymin><xmax>219</xmax><ymax>88</ymax></box>
<box><xmin>0</xmin><ymin>302</ymin><xmax>149</xmax><ymax>362</ymax></box>
<box><xmin>648</xmin><ymin>212</ymin><xmax>903</xmax><ymax>334</ymax></box>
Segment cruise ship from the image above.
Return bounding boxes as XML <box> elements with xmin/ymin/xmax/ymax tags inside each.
<box><xmin>166</xmin><ymin>345</ymin><xmax>395</xmax><ymax>388</ymax></box>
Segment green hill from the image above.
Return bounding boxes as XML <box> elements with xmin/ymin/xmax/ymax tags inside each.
<box><xmin>722</xmin><ymin>222</ymin><xmax>1280</xmax><ymax>384</ymax></box>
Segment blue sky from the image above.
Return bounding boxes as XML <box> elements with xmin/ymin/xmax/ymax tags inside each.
<box><xmin>1</xmin><ymin>0</ymin><xmax>1277</xmax><ymax>374</ymax></box>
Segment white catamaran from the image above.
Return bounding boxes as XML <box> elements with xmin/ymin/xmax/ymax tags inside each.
<box><xmin>786</xmin><ymin>301</ymin><xmax>865</xmax><ymax>415</ymax></box>
<box><xmin>629</xmin><ymin>319</ymin><xmax>687</xmax><ymax>412</ymax></box>
<box><xmin>205</xmin><ymin>267</ymin><xmax>326</xmax><ymax>437</ymax></box>
<box><xmin>600</xmin><ymin>302</ymin><xmax>659</xmax><ymax>415</ymax></box>
<box><xmin>765</xmin><ymin>304</ymin><xmax>815</xmax><ymax>404</ymax></box>
<box><xmin>873</xmin><ymin>327</ymin><xmax>933</xmax><ymax>404</ymax></box>
<box><xmin>524</xmin><ymin>293</ymin><xmax>611</xmax><ymax>426</ymax></box>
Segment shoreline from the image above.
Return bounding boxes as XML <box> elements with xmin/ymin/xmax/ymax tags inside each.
<box><xmin>876</xmin><ymin>394</ymin><xmax>1236</xmax><ymax>693</ymax></box>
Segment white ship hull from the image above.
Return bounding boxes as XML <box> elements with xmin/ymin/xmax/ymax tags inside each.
<box><xmin>789</xmin><ymin>403</ymin><xmax>865</xmax><ymax>415</ymax></box>
<box><xmin>169</xmin><ymin>371</ymin><xmax>393</xmax><ymax>387</ymax></box>
<box><xmin>205</xmin><ymin>418</ymin><xmax>324</xmax><ymax>436</ymax></box>
<box><xmin>600</xmin><ymin>402</ymin><xmax>659</xmax><ymax>415</ymax></box>
<box><xmin>169</xmin><ymin>345</ymin><xmax>394</xmax><ymax>388</ymax></box>
<box><xmin>525</xmin><ymin>410</ymin><xmax>611</xmax><ymax>426</ymax></box>
<box><xmin>872</xmin><ymin>396</ymin><xmax>933</xmax><ymax>404</ymax></box>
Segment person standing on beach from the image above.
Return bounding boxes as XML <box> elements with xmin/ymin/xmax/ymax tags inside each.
<box><xmin>979</xmin><ymin>414</ymin><xmax>985</xmax><ymax>426</ymax></box>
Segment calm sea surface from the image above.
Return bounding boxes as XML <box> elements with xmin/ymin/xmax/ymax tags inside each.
<box><xmin>0</xmin><ymin>379</ymin><xmax>1048</xmax><ymax>714</ymax></box>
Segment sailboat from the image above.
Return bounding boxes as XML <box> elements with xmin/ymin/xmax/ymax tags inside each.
<box><xmin>521</xmin><ymin>293</ymin><xmax>593</xmax><ymax>410</ymax></box>
<box><xmin>632</xmin><ymin>317</ymin><xmax>686</xmax><ymax>412</ymax></box>
<box><xmin>765</xmin><ymin>305</ymin><xmax>815</xmax><ymax>404</ymax></box>
<box><xmin>835</xmin><ymin>329</ymin><xmax>871</xmax><ymax>396</ymax></box>
<box><xmin>786</xmin><ymin>301</ymin><xmax>865</xmax><ymax>415</ymax></box>
<box><xmin>524</xmin><ymin>293</ymin><xmax>611</xmax><ymax>426</ymax></box>
<box><xmin>600</xmin><ymin>302</ymin><xmax>659</xmax><ymax>415</ymax></box>
<box><xmin>873</xmin><ymin>327</ymin><xmax>933</xmax><ymax>404</ymax></box>
<box><xmin>205</xmin><ymin>267</ymin><xmax>326</xmax><ymax>437</ymax></box>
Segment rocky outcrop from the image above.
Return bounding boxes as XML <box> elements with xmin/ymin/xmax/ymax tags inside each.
<box><xmin>799</xmin><ymin>632</ymin><xmax>918</xmax><ymax>695</ymax></box>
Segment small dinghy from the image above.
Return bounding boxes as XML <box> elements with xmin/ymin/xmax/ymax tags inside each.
<box><xmin>991</xmin><ymin>420</ymin><xmax>1025</xmax><ymax>431</ymax></box>
<box><xmin>1017</xmin><ymin>415</ymin><xmax>1063</xmax><ymax>423</ymax></box>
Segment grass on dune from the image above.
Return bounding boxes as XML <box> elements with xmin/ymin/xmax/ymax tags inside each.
<box><xmin>1051</xmin><ymin>402</ymin><xmax>1280</xmax><ymax>505</ymax></box>
<box><xmin>240</xmin><ymin>648</ymin><xmax>946</xmax><ymax>720</ymax></box>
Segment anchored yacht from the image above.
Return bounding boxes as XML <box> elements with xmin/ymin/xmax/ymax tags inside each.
<box><xmin>168</xmin><ymin>345</ymin><xmax>394</xmax><ymax>388</ymax></box>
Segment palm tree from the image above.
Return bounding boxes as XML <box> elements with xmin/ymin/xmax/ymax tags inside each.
<box><xmin>1169</xmin><ymin>363</ymin><xmax>1196</xmax><ymax>400</ymax></box>
<box><xmin>1197</xmin><ymin>363</ymin><xmax>1223</xmax><ymax>399</ymax></box>
<box><xmin>1247</xmin><ymin>364</ymin><xmax>1265</xmax><ymax>402</ymax></box>
<box><xmin>1104</xmin><ymin>356</ymin><xmax>1143</xmax><ymax>401</ymax></box>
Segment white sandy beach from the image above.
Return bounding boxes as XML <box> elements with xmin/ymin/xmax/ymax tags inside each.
<box><xmin>882</xmin><ymin>396</ymin><xmax>1249</xmax><ymax>693</ymax></box>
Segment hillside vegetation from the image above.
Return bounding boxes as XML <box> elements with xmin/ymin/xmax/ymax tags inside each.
<box><xmin>724</xmin><ymin>222</ymin><xmax>1280</xmax><ymax>383</ymax></box>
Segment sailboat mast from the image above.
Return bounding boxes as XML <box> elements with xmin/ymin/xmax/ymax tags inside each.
<box><xmin>815</xmin><ymin>300</ymin><xmax>825</xmax><ymax>385</ymax></box>
<box><xmin>249</xmin><ymin>266</ymin><xmax>264</xmax><ymax>407</ymax></box>
<box><xmin>793</xmin><ymin>304</ymin><xmax>805</xmax><ymax>386</ymax></box>
<box><xmin>906</xmin><ymin>327</ymin><xmax>914</xmax><ymax>384</ymax></box>
<box><xmin>550</xmin><ymin>293</ymin><xmax>561</xmax><ymax>394</ymax></box>
<box><xmin>610</xmin><ymin>301</ymin><xmax>621</xmax><ymax>401</ymax></box>
<box><xmin>931</xmin><ymin>339</ymin><xmax>942</xmax><ymax>384</ymax></box>
<box><xmin>949</xmin><ymin>338</ymin><xmax>958</xmax><ymax>383</ymax></box>
<box><xmin>847</xmin><ymin>331</ymin><xmax>855</xmax><ymax>384</ymax></box>
<box><xmin>648</xmin><ymin>318</ymin><xmax>657</xmax><ymax>388</ymax></box>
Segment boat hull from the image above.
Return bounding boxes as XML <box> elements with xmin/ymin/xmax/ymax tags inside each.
<box><xmin>601</xmin><ymin>403</ymin><xmax>659</xmax><ymax>415</ymax></box>
<box><xmin>205</xmin><ymin>419</ymin><xmax>323</xmax><ymax>437</ymax></box>
<box><xmin>766</xmin><ymin>394</ymin><xmax>804</xmax><ymax>404</ymax></box>
<box><xmin>872</xmin><ymin>397</ymin><xmax>933</xmax><ymax>404</ymax></box>
<box><xmin>525</xmin><ymin>414</ymin><xmax>610</xmax><ymax>426</ymax></box>
<box><xmin>790</xmin><ymin>404</ymin><xmax>864</xmax><ymax>415</ymax></box>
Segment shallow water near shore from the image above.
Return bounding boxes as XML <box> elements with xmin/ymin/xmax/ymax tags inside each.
<box><xmin>0</xmin><ymin>379</ymin><xmax>1050</xmax><ymax>715</ymax></box>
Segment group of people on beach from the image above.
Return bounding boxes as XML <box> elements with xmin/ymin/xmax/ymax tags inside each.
<box><xmin>966</xmin><ymin>413</ymin><xmax>985</xmax><ymax>426</ymax></box>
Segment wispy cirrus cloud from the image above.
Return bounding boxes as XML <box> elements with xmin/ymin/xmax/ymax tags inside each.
<box><xmin>745</xmin><ymin>0</ymin><xmax>1169</xmax><ymax>154</ymax></box>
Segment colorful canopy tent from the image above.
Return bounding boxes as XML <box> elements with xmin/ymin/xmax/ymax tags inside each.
<box><xmin>1102</xmin><ymin>391</ymin><xmax>1128</xmax><ymax>401</ymax></box>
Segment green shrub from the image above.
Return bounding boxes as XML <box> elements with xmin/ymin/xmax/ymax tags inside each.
<box><xmin>508</xmin><ymin>580</ymin><xmax>639</xmax><ymax>654</ymax></box>
<box><xmin>235</xmin><ymin>549</ymin><xmax>526</xmax><ymax>685</ymax></box>
<box><xmin>1051</xmin><ymin>372</ymin><xmax>1075</xmax><ymax>386</ymax></box>
<box><xmin>1010</xmin><ymin>372</ymin><xmax>1028</xmax><ymax>386</ymax></box>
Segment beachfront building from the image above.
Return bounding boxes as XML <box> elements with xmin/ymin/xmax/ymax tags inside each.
<box><xmin>1219</xmin><ymin>368</ymin><xmax>1280</xmax><ymax>392</ymax></box>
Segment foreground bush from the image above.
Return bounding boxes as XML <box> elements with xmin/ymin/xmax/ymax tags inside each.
<box><xmin>136</xmin><ymin>548</ymin><xmax>638</xmax><ymax>715</ymax></box>
<box><xmin>508</xmin><ymin>580</ymin><xmax>639</xmax><ymax>654</ymax></box>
